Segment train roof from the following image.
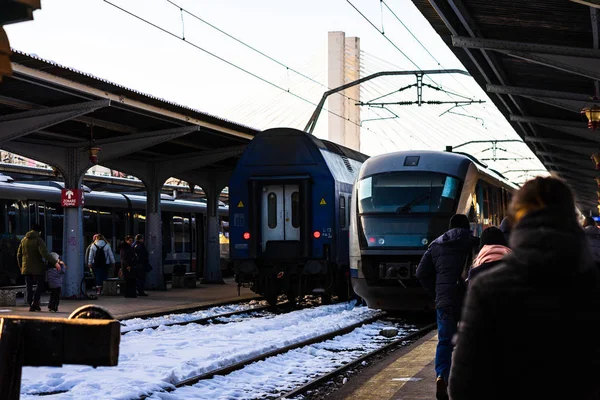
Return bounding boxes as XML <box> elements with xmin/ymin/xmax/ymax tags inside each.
<box><xmin>257</xmin><ymin>128</ymin><xmax>369</xmax><ymax>163</ymax></box>
<box><xmin>358</xmin><ymin>150</ymin><xmax>518</xmax><ymax>189</ymax></box>
<box><xmin>0</xmin><ymin>181</ymin><xmax>229</xmax><ymax>213</ymax></box>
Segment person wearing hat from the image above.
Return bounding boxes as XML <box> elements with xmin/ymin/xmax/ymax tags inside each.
<box><xmin>416</xmin><ymin>214</ymin><xmax>479</xmax><ymax>400</ymax></box>
<box><xmin>468</xmin><ymin>226</ymin><xmax>511</xmax><ymax>285</ymax></box>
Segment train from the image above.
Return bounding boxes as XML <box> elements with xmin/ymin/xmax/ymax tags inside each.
<box><xmin>0</xmin><ymin>179</ymin><xmax>230</xmax><ymax>285</ymax></box>
<box><xmin>229</xmin><ymin>127</ymin><xmax>369</xmax><ymax>305</ymax></box>
<box><xmin>350</xmin><ymin>150</ymin><xmax>518</xmax><ymax>311</ymax></box>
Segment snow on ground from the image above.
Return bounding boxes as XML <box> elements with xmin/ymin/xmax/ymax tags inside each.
<box><xmin>147</xmin><ymin>321</ymin><xmax>412</xmax><ymax>400</ymax></box>
<box><xmin>120</xmin><ymin>301</ymin><xmax>268</xmax><ymax>332</ymax></box>
<box><xmin>21</xmin><ymin>302</ymin><xmax>381</xmax><ymax>400</ymax></box>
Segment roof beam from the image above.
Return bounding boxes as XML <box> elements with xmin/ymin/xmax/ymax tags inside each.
<box><xmin>524</xmin><ymin>136</ymin><xmax>599</xmax><ymax>155</ymax></box>
<box><xmin>486</xmin><ymin>85</ymin><xmax>590</xmax><ymax>114</ymax></box>
<box><xmin>536</xmin><ymin>150</ymin><xmax>594</xmax><ymax>168</ymax></box>
<box><xmin>0</xmin><ymin>100</ymin><xmax>110</xmax><ymax>144</ymax></box>
<box><xmin>486</xmin><ymin>85</ymin><xmax>590</xmax><ymax>101</ymax></box>
<box><xmin>509</xmin><ymin>115</ymin><xmax>600</xmax><ymax>142</ymax></box>
<box><xmin>452</xmin><ymin>36</ymin><xmax>600</xmax><ymax>80</ymax></box>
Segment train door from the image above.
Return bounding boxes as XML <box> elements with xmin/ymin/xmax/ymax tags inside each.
<box><xmin>261</xmin><ymin>185</ymin><xmax>300</xmax><ymax>251</ymax></box>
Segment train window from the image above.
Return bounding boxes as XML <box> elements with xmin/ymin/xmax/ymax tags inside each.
<box><xmin>291</xmin><ymin>192</ymin><xmax>300</xmax><ymax>228</ymax></box>
<box><xmin>267</xmin><ymin>192</ymin><xmax>277</xmax><ymax>229</ymax></box>
<box><xmin>339</xmin><ymin>196</ymin><xmax>346</xmax><ymax>228</ymax></box>
<box><xmin>174</xmin><ymin>214</ymin><xmax>184</xmax><ymax>253</ymax></box>
<box><xmin>114</xmin><ymin>211</ymin><xmax>127</xmax><ymax>243</ymax></box>
<box><xmin>161</xmin><ymin>213</ymin><xmax>172</xmax><ymax>254</ymax></box>
<box><xmin>98</xmin><ymin>208</ymin><xmax>113</xmax><ymax>244</ymax></box>
<box><xmin>348</xmin><ymin>196</ymin><xmax>352</xmax><ymax>226</ymax></box>
<box><xmin>83</xmin><ymin>208</ymin><xmax>98</xmax><ymax>245</ymax></box>
<box><xmin>133</xmin><ymin>211</ymin><xmax>146</xmax><ymax>238</ymax></box>
<box><xmin>47</xmin><ymin>203</ymin><xmax>63</xmax><ymax>254</ymax></box>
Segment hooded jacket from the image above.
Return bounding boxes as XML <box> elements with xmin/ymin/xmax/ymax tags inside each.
<box><xmin>467</xmin><ymin>244</ymin><xmax>511</xmax><ymax>284</ymax></box>
<box><xmin>17</xmin><ymin>230</ymin><xmax>57</xmax><ymax>276</ymax></box>
<box><xmin>47</xmin><ymin>264</ymin><xmax>66</xmax><ymax>289</ymax></box>
<box><xmin>416</xmin><ymin>228</ymin><xmax>479</xmax><ymax>309</ymax></box>
<box><xmin>88</xmin><ymin>240</ymin><xmax>116</xmax><ymax>267</ymax></box>
<box><xmin>584</xmin><ymin>225</ymin><xmax>600</xmax><ymax>264</ymax></box>
<box><xmin>449</xmin><ymin>208</ymin><xmax>600</xmax><ymax>400</ymax></box>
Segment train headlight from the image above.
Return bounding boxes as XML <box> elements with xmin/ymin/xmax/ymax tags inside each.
<box><xmin>422</xmin><ymin>238</ymin><xmax>429</xmax><ymax>245</ymax></box>
<box><xmin>377</xmin><ymin>238</ymin><xmax>385</xmax><ymax>245</ymax></box>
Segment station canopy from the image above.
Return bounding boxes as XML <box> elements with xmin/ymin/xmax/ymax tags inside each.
<box><xmin>0</xmin><ymin>50</ymin><xmax>260</xmax><ymax>203</ymax></box>
<box><xmin>412</xmin><ymin>0</ymin><xmax>600</xmax><ymax>213</ymax></box>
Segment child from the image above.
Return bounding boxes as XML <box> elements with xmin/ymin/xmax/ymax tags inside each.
<box><xmin>47</xmin><ymin>252</ymin><xmax>66</xmax><ymax>312</ymax></box>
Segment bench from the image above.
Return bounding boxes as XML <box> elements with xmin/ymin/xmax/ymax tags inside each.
<box><xmin>0</xmin><ymin>285</ymin><xmax>26</xmax><ymax>306</ymax></box>
<box><xmin>103</xmin><ymin>278</ymin><xmax>125</xmax><ymax>296</ymax></box>
<box><xmin>172</xmin><ymin>272</ymin><xmax>196</xmax><ymax>288</ymax></box>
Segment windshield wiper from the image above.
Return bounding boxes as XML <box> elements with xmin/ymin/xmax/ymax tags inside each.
<box><xmin>397</xmin><ymin>192</ymin><xmax>430</xmax><ymax>213</ymax></box>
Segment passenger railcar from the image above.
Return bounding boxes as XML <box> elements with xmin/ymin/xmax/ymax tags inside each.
<box><xmin>350</xmin><ymin>150</ymin><xmax>517</xmax><ymax>311</ymax></box>
<box><xmin>0</xmin><ymin>180</ymin><xmax>229</xmax><ymax>283</ymax></box>
<box><xmin>229</xmin><ymin>127</ymin><xmax>369</xmax><ymax>305</ymax></box>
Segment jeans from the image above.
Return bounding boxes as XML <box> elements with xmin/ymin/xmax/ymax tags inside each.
<box><xmin>435</xmin><ymin>306</ymin><xmax>459</xmax><ymax>381</ymax></box>
<box><xmin>25</xmin><ymin>274</ymin><xmax>45</xmax><ymax>306</ymax></box>
<box><xmin>94</xmin><ymin>265</ymin><xmax>108</xmax><ymax>287</ymax></box>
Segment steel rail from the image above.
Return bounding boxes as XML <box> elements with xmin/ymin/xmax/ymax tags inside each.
<box><xmin>276</xmin><ymin>322</ymin><xmax>437</xmax><ymax>400</ymax></box>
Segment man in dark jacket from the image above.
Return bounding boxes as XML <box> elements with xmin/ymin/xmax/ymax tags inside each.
<box><xmin>133</xmin><ymin>234</ymin><xmax>149</xmax><ymax>296</ymax></box>
<box><xmin>416</xmin><ymin>214</ymin><xmax>478</xmax><ymax>400</ymax></box>
<box><xmin>16</xmin><ymin>223</ymin><xmax>60</xmax><ymax>311</ymax></box>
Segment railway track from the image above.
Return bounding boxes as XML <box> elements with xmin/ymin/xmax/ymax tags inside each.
<box><xmin>276</xmin><ymin>322</ymin><xmax>437</xmax><ymax>400</ymax></box>
<box><xmin>138</xmin><ymin>311</ymin><xmax>386</xmax><ymax>400</ymax></box>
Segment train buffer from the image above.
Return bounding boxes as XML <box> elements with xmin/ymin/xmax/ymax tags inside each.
<box><xmin>0</xmin><ymin>305</ymin><xmax>120</xmax><ymax>400</ymax></box>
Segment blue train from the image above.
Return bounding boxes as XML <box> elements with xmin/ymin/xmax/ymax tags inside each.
<box><xmin>350</xmin><ymin>150</ymin><xmax>517</xmax><ymax>311</ymax></box>
<box><xmin>229</xmin><ymin>127</ymin><xmax>369</xmax><ymax>305</ymax></box>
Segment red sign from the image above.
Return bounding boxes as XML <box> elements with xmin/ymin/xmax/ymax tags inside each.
<box><xmin>61</xmin><ymin>189</ymin><xmax>84</xmax><ymax>207</ymax></box>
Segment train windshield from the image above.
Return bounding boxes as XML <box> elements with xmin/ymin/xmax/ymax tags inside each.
<box><xmin>357</xmin><ymin>172</ymin><xmax>462</xmax><ymax>248</ymax></box>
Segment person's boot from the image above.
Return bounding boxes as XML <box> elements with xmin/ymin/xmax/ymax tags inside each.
<box><xmin>29</xmin><ymin>301</ymin><xmax>41</xmax><ymax>312</ymax></box>
<box><xmin>436</xmin><ymin>376</ymin><xmax>449</xmax><ymax>400</ymax></box>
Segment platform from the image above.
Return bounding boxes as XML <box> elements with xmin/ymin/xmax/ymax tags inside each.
<box><xmin>0</xmin><ymin>277</ymin><xmax>259</xmax><ymax>320</ymax></box>
<box><xmin>329</xmin><ymin>330</ymin><xmax>438</xmax><ymax>400</ymax></box>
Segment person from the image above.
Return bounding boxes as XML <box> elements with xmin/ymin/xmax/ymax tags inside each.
<box><xmin>416</xmin><ymin>214</ymin><xmax>479</xmax><ymax>400</ymax></box>
<box><xmin>499</xmin><ymin>216</ymin><xmax>511</xmax><ymax>245</ymax></box>
<box><xmin>119</xmin><ymin>235</ymin><xmax>137</xmax><ymax>298</ymax></box>
<box><xmin>88</xmin><ymin>234</ymin><xmax>116</xmax><ymax>295</ymax></box>
<box><xmin>449</xmin><ymin>177</ymin><xmax>600</xmax><ymax>400</ymax></box>
<box><xmin>467</xmin><ymin>226</ymin><xmax>511</xmax><ymax>285</ymax></box>
<box><xmin>582</xmin><ymin>216</ymin><xmax>600</xmax><ymax>265</ymax></box>
<box><xmin>16</xmin><ymin>223</ymin><xmax>60</xmax><ymax>311</ymax></box>
<box><xmin>133</xmin><ymin>234</ymin><xmax>149</xmax><ymax>296</ymax></box>
<box><xmin>46</xmin><ymin>252</ymin><xmax>66</xmax><ymax>312</ymax></box>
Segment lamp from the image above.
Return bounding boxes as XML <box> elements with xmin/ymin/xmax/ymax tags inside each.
<box><xmin>582</xmin><ymin>104</ymin><xmax>600</xmax><ymax>130</ymax></box>
<box><xmin>89</xmin><ymin>146</ymin><xmax>101</xmax><ymax>165</ymax></box>
<box><xmin>593</xmin><ymin>153</ymin><xmax>600</xmax><ymax>170</ymax></box>
<box><xmin>87</xmin><ymin>124</ymin><xmax>101</xmax><ymax>165</ymax></box>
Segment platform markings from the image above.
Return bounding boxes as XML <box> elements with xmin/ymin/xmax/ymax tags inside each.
<box><xmin>344</xmin><ymin>334</ymin><xmax>437</xmax><ymax>399</ymax></box>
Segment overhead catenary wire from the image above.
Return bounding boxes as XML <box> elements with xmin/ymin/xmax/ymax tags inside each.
<box><xmin>102</xmin><ymin>0</ymin><xmax>363</xmax><ymax>131</ymax></box>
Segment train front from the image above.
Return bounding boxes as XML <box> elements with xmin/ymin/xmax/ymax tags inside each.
<box><xmin>350</xmin><ymin>152</ymin><xmax>466</xmax><ymax>311</ymax></box>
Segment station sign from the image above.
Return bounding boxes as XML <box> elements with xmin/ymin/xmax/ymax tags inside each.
<box><xmin>61</xmin><ymin>189</ymin><xmax>84</xmax><ymax>207</ymax></box>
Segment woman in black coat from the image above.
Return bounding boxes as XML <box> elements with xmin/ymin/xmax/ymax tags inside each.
<box><xmin>119</xmin><ymin>235</ymin><xmax>137</xmax><ymax>298</ymax></box>
<box><xmin>449</xmin><ymin>177</ymin><xmax>600</xmax><ymax>400</ymax></box>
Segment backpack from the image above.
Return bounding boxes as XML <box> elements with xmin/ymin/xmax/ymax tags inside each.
<box><xmin>93</xmin><ymin>243</ymin><xmax>107</xmax><ymax>266</ymax></box>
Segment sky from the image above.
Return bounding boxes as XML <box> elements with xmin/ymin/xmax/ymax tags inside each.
<box><xmin>4</xmin><ymin>0</ymin><xmax>547</xmax><ymax>183</ymax></box>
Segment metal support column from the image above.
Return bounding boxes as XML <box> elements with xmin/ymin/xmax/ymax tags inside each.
<box><xmin>204</xmin><ymin>180</ymin><xmax>224</xmax><ymax>284</ymax></box>
<box><xmin>62</xmin><ymin>149</ymin><xmax>85</xmax><ymax>298</ymax></box>
<box><xmin>144</xmin><ymin>173</ymin><xmax>165</xmax><ymax>290</ymax></box>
